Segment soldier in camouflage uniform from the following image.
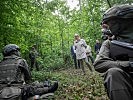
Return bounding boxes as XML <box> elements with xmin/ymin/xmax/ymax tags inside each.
<box><xmin>0</xmin><ymin>44</ymin><xmax>58</xmax><ymax>100</ymax></box>
<box><xmin>94</xmin><ymin>5</ymin><xmax>133</xmax><ymax>100</ymax></box>
<box><xmin>29</xmin><ymin>45</ymin><xmax>39</xmax><ymax>71</ymax></box>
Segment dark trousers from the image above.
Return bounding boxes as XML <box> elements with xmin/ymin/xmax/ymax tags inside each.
<box><xmin>104</xmin><ymin>68</ymin><xmax>133</xmax><ymax>100</ymax></box>
<box><xmin>30</xmin><ymin>58</ymin><xmax>39</xmax><ymax>71</ymax></box>
<box><xmin>73</xmin><ymin>55</ymin><xmax>80</xmax><ymax>69</ymax></box>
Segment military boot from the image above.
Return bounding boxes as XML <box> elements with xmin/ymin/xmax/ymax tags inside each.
<box><xmin>48</xmin><ymin>81</ymin><xmax>58</xmax><ymax>93</ymax></box>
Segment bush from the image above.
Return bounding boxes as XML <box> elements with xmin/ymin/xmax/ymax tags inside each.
<box><xmin>31</xmin><ymin>70</ymin><xmax>54</xmax><ymax>81</ymax></box>
<box><xmin>37</xmin><ymin>54</ymin><xmax>73</xmax><ymax>71</ymax></box>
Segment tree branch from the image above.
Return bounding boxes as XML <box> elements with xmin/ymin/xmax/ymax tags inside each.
<box><xmin>106</xmin><ymin>0</ymin><xmax>112</xmax><ymax>8</ymax></box>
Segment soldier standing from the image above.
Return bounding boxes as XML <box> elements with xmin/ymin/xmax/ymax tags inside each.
<box><xmin>29</xmin><ymin>45</ymin><xmax>39</xmax><ymax>71</ymax></box>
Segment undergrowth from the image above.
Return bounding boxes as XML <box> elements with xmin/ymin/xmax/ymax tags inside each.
<box><xmin>31</xmin><ymin>68</ymin><xmax>108</xmax><ymax>100</ymax></box>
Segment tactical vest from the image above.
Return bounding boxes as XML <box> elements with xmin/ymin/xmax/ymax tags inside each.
<box><xmin>0</xmin><ymin>57</ymin><xmax>24</xmax><ymax>84</ymax></box>
<box><xmin>110</xmin><ymin>40</ymin><xmax>133</xmax><ymax>61</ymax></box>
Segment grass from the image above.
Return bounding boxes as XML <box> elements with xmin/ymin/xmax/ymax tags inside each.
<box><xmin>32</xmin><ymin>67</ymin><xmax>108</xmax><ymax>100</ymax></box>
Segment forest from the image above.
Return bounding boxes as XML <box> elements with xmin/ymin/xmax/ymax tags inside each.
<box><xmin>0</xmin><ymin>0</ymin><xmax>133</xmax><ymax>99</ymax></box>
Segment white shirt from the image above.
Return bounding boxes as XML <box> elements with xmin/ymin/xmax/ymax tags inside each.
<box><xmin>74</xmin><ymin>39</ymin><xmax>87</xmax><ymax>59</ymax></box>
<box><xmin>86</xmin><ymin>45</ymin><xmax>92</xmax><ymax>56</ymax></box>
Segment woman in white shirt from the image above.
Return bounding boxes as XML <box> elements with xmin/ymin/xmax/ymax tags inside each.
<box><xmin>74</xmin><ymin>34</ymin><xmax>93</xmax><ymax>74</ymax></box>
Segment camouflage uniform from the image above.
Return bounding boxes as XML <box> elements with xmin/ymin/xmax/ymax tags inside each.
<box><xmin>29</xmin><ymin>47</ymin><xmax>39</xmax><ymax>71</ymax></box>
<box><xmin>94</xmin><ymin>5</ymin><xmax>133</xmax><ymax>100</ymax></box>
<box><xmin>0</xmin><ymin>55</ymin><xmax>31</xmax><ymax>100</ymax></box>
<box><xmin>94</xmin><ymin>40</ymin><xmax>133</xmax><ymax>100</ymax></box>
<box><xmin>0</xmin><ymin>44</ymin><xmax>58</xmax><ymax>100</ymax></box>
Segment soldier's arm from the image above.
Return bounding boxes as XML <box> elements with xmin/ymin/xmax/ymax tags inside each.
<box><xmin>94</xmin><ymin>40</ymin><xmax>130</xmax><ymax>73</ymax></box>
<box><xmin>19</xmin><ymin>59</ymin><xmax>31</xmax><ymax>82</ymax></box>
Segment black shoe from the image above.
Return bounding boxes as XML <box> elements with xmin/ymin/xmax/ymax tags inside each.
<box><xmin>48</xmin><ymin>82</ymin><xmax>58</xmax><ymax>93</ymax></box>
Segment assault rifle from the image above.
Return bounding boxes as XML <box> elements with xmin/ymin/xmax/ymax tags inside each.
<box><xmin>110</xmin><ymin>40</ymin><xmax>133</xmax><ymax>61</ymax></box>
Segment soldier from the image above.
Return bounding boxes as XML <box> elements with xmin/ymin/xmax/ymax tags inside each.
<box><xmin>0</xmin><ymin>44</ymin><xmax>58</xmax><ymax>100</ymax></box>
<box><xmin>29</xmin><ymin>45</ymin><xmax>39</xmax><ymax>71</ymax></box>
<box><xmin>94</xmin><ymin>5</ymin><xmax>133</xmax><ymax>100</ymax></box>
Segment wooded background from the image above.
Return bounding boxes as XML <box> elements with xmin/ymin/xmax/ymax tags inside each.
<box><xmin>0</xmin><ymin>0</ymin><xmax>132</xmax><ymax>70</ymax></box>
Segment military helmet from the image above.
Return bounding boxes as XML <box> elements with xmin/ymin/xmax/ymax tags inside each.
<box><xmin>3</xmin><ymin>44</ymin><xmax>20</xmax><ymax>56</ymax></box>
<box><xmin>102</xmin><ymin>5</ymin><xmax>133</xmax><ymax>24</ymax></box>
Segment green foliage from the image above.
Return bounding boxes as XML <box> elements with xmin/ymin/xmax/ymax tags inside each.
<box><xmin>31</xmin><ymin>68</ymin><xmax>108</xmax><ymax>100</ymax></box>
<box><xmin>0</xmin><ymin>0</ymin><xmax>132</xmax><ymax>99</ymax></box>
<box><xmin>41</xmin><ymin>57</ymin><xmax>65</xmax><ymax>71</ymax></box>
<box><xmin>0</xmin><ymin>0</ymin><xmax>132</xmax><ymax>70</ymax></box>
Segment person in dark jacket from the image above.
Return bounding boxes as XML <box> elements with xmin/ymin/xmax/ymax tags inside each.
<box><xmin>94</xmin><ymin>40</ymin><xmax>101</xmax><ymax>54</ymax></box>
<box><xmin>0</xmin><ymin>44</ymin><xmax>58</xmax><ymax>100</ymax></box>
<box><xmin>71</xmin><ymin>45</ymin><xmax>80</xmax><ymax>69</ymax></box>
<box><xmin>94</xmin><ymin>5</ymin><xmax>133</xmax><ymax>100</ymax></box>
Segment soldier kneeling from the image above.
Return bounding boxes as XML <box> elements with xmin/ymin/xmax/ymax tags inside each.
<box><xmin>94</xmin><ymin>5</ymin><xmax>133</xmax><ymax>100</ymax></box>
<box><xmin>0</xmin><ymin>44</ymin><xmax>58</xmax><ymax>100</ymax></box>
